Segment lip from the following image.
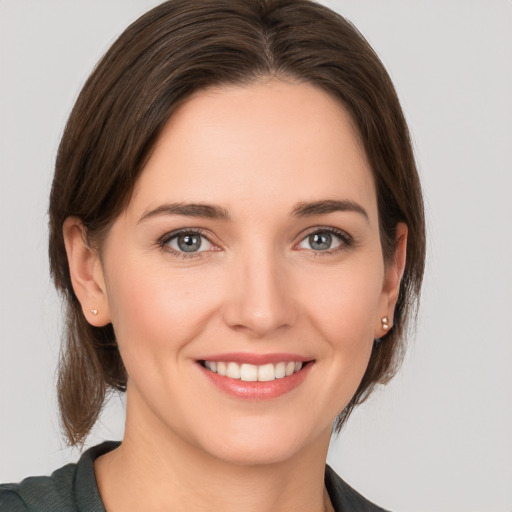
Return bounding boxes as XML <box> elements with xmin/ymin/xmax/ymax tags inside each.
<box><xmin>196</xmin><ymin>353</ymin><xmax>314</xmax><ymax>400</ymax></box>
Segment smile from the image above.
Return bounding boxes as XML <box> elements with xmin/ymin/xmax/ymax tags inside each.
<box><xmin>197</xmin><ymin>353</ymin><xmax>314</xmax><ymax>399</ymax></box>
<box><xmin>202</xmin><ymin>361</ymin><xmax>304</xmax><ymax>382</ymax></box>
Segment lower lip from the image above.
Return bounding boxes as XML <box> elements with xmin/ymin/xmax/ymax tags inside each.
<box><xmin>197</xmin><ymin>362</ymin><xmax>313</xmax><ymax>400</ymax></box>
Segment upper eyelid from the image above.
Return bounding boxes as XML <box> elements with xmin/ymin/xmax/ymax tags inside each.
<box><xmin>303</xmin><ymin>225</ymin><xmax>349</xmax><ymax>235</ymax></box>
<box><xmin>159</xmin><ymin>227</ymin><xmax>214</xmax><ymax>244</ymax></box>
<box><xmin>159</xmin><ymin>229</ymin><xmax>217</xmax><ymax>258</ymax></box>
<box><xmin>297</xmin><ymin>225</ymin><xmax>352</xmax><ymax>242</ymax></box>
<box><xmin>160</xmin><ymin>225</ymin><xmax>351</xmax><ymax>238</ymax></box>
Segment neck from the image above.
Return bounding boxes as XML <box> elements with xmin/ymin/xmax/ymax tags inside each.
<box><xmin>95</xmin><ymin>387</ymin><xmax>334</xmax><ymax>512</ymax></box>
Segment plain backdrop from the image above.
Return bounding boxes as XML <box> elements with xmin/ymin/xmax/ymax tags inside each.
<box><xmin>1</xmin><ymin>1</ymin><xmax>511</xmax><ymax>511</ymax></box>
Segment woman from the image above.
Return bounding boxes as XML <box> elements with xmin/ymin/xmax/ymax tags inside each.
<box><xmin>0</xmin><ymin>0</ymin><xmax>425</xmax><ymax>510</ymax></box>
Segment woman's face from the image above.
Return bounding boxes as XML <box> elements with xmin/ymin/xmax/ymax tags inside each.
<box><xmin>92</xmin><ymin>79</ymin><xmax>401</xmax><ymax>465</ymax></box>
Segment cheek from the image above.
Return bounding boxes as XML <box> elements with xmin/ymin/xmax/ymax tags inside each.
<box><xmin>302</xmin><ymin>256</ymin><xmax>385</xmax><ymax>344</ymax></box>
<box><xmin>105</xmin><ymin>258</ymin><xmax>223</xmax><ymax>361</ymax></box>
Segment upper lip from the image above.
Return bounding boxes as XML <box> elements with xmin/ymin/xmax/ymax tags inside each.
<box><xmin>198</xmin><ymin>353</ymin><xmax>313</xmax><ymax>365</ymax></box>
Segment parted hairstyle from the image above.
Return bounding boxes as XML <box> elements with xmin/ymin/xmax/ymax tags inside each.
<box><xmin>49</xmin><ymin>0</ymin><xmax>425</xmax><ymax>447</ymax></box>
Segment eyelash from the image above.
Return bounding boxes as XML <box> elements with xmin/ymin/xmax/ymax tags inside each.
<box><xmin>158</xmin><ymin>226</ymin><xmax>353</xmax><ymax>260</ymax></box>
<box><xmin>158</xmin><ymin>228</ymin><xmax>213</xmax><ymax>260</ymax></box>
<box><xmin>297</xmin><ymin>226</ymin><xmax>353</xmax><ymax>255</ymax></box>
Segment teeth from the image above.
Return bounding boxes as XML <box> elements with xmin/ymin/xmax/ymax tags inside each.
<box><xmin>258</xmin><ymin>363</ymin><xmax>275</xmax><ymax>382</ymax></box>
<box><xmin>275</xmin><ymin>362</ymin><xmax>286</xmax><ymax>379</ymax></box>
<box><xmin>226</xmin><ymin>362</ymin><xmax>240</xmax><ymax>379</ymax></box>
<box><xmin>217</xmin><ymin>361</ymin><xmax>227</xmax><ymax>376</ymax></box>
<box><xmin>240</xmin><ymin>364</ymin><xmax>258</xmax><ymax>381</ymax></box>
<box><xmin>203</xmin><ymin>360</ymin><xmax>305</xmax><ymax>381</ymax></box>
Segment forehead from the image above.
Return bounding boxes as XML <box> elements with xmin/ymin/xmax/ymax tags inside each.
<box><xmin>128</xmin><ymin>79</ymin><xmax>377</xmax><ymax>221</ymax></box>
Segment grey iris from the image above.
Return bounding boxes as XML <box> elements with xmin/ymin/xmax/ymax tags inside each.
<box><xmin>177</xmin><ymin>234</ymin><xmax>202</xmax><ymax>252</ymax></box>
<box><xmin>309</xmin><ymin>232</ymin><xmax>332</xmax><ymax>251</ymax></box>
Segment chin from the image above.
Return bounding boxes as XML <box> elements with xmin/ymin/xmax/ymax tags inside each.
<box><xmin>191</xmin><ymin>417</ymin><xmax>328</xmax><ymax>467</ymax></box>
<box><xmin>208</xmin><ymin>439</ymin><xmax>303</xmax><ymax>467</ymax></box>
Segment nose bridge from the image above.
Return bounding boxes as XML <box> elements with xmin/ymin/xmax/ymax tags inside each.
<box><xmin>223</xmin><ymin>238</ymin><xmax>295</xmax><ymax>336</ymax></box>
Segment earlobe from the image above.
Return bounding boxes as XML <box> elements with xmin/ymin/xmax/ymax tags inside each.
<box><xmin>62</xmin><ymin>217</ymin><xmax>111</xmax><ymax>327</ymax></box>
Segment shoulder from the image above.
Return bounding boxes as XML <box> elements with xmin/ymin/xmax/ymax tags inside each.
<box><xmin>325</xmin><ymin>465</ymin><xmax>391</xmax><ymax>512</ymax></box>
<box><xmin>0</xmin><ymin>441</ymin><xmax>120</xmax><ymax>512</ymax></box>
<box><xmin>0</xmin><ymin>486</ymin><xmax>25</xmax><ymax>511</ymax></box>
<box><xmin>0</xmin><ymin>462</ymin><xmax>77</xmax><ymax>511</ymax></box>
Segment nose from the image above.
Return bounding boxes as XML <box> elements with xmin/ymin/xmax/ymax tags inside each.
<box><xmin>222</xmin><ymin>246</ymin><xmax>297</xmax><ymax>338</ymax></box>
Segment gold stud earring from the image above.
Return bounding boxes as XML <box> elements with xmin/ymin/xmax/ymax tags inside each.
<box><xmin>91</xmin><ymin>309</ymin><xmax>98</xmax><ymax>316</ymax></box>
<box><xmin>381</xmin><ymin>316</ymin><xmax>390</xmax><ymax>330</ymax></box>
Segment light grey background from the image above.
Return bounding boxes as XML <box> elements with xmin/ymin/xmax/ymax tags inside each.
<box><xmin>1</xmin><ymin>1</ymin><xmax>511</xmax><ymax>511</ymax></box>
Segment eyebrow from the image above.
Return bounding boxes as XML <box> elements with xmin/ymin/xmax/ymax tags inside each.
<box><xmin>138</xmin><ymin>199</ymin><xmax>368</xmax><ymax>223</ymax></box>
<box><xmin>290</xmin><ymin>199</ymin><xmax>369</xmax><ymax>222</ymax></box>
<box><xmin>139</xmin><ymin>202</ymin><xmax>231</xmax><ymax>223</ymax></box>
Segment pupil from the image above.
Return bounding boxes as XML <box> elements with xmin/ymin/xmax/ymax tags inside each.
<box><xmin>310</xmin><ymin>232</ymin><xmax>331</xmax><ymax>251</ymax></box>
<box><xmin>178</xmin><ymin>234</ymin><xmax>201</xmax><ymax>252</ymax></box>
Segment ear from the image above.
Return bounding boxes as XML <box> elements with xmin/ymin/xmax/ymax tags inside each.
<box><xmin>376</xmin><ymin>222</ymin><xmax>408</xmax><ymax>336</ymax></box>
<box><xmin>63</xmin><ymin>217</ymin><xmax>111</xmax><ymax>327</ymax></box>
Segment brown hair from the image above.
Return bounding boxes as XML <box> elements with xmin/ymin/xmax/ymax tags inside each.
<box><xmin>49</xmin><ymin>0</ymin><xmax>425</xmax><ymax>446</ymax></box>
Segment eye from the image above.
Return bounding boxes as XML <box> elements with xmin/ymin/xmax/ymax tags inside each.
<box><xmin>163</xmin><ymin>231</ymin><xmax>214</xmax><ymax>254</ymax></box>
<box><xmin>297</xmin><ymin>229</ymin><xmax>349</xmax><ymax>252</ymax></box>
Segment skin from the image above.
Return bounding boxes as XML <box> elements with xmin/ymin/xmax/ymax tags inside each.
<box><xmin>64</xmin><ymin>78</ymin><xmax>407</xmax><ymax>512</ymax></box>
